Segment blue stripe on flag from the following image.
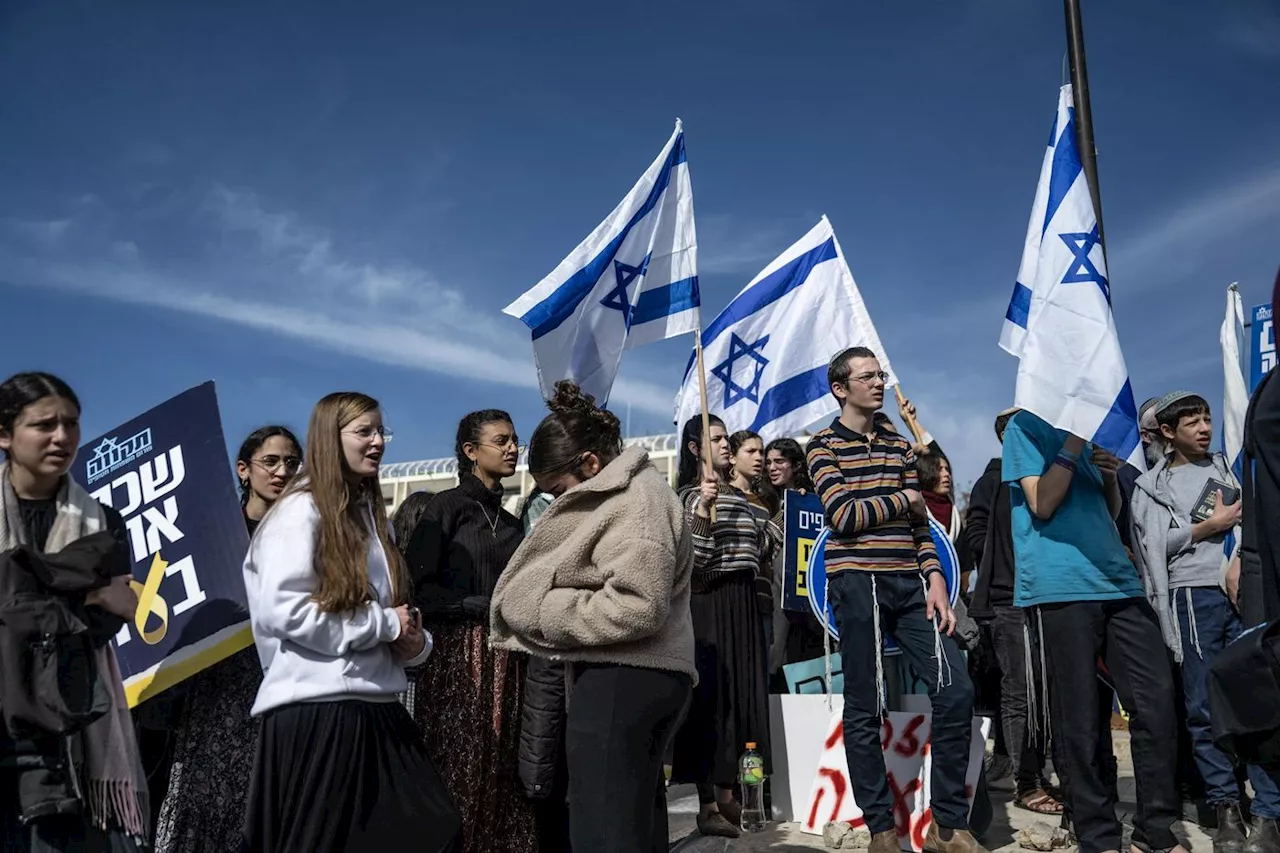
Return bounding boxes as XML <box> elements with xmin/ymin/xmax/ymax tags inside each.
<box><xmin>702</xmin><ymin>238</ymin><xmax>838</xmax><ymax>348</ymax></box>
<box><xmin>747</xmin><ymin>366</ymin><xmax>829</xmax><ymax>434</ymax></box>
<box><xmin>523</xmin><ymin>135</ymin><xmax>688</xmax><ymax>340</ymax></box>
<box><xmin>1040</xmin><ymin>108</ymin><xmax>1083</xmax><ymax>238</ymax></box>
<box><xmin>631</xmin><ymin>276</ymin><xmax>699</xmax><ymax>326</ymax></box>
<box><xmin>1092</xmin><ymin>379</ymin><xmax>1141</xmax><ymax>463</ymax></box>
<box><xmin>1006</xmin><ymin>281</ymin><xmax>1032</xmax><ymax>329</ymax></box>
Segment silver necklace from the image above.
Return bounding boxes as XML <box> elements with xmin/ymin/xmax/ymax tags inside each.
<box><xmin>476</xmin><ymin>501</ymin><xmax>499</xmax><ymax>539</ymax></box>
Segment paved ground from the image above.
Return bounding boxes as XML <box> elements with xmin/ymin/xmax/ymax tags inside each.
<box><xmin>667</xmin><ymin>732</ymin><xmax>1215</xmax><ymax>852</ymax></box>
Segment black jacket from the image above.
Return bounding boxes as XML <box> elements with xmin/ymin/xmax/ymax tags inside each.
<box><xmin>1242</xmin><ymin>369</ymin><xmax>1280</xmax><ymax>627</ymax></box>
<box><xmin>0</xmin><ymin>525</ymin><xmax>130</xmax><ymax>826</ymax></box>
<box><xmin>517</xmin><ymin>656</ymin><xmax>567</xmax><ymax>801</ymax></box>
<box><xmin>967</xmin><ymin>458</ymin><xmax>1014</xmax><ymax>620</ymax></box>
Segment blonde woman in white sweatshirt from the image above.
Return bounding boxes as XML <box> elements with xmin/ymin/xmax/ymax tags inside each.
<box><xmin>491</xmin><ymin>382</ymin><xmax>696</xmax><ymax>853</ymax></box>
<box><xmin>241</xmin><ymin>392</ymin><xmax>460</xmax><ymax>853</ymax></box>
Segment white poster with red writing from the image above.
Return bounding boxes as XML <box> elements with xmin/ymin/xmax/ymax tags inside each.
<box><xmin>803</xmin><ymin>710</ymin><xmax>990</xmax><ymax>851</ymax></box>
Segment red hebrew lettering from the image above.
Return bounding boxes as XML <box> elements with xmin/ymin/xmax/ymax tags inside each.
<box><xmin>912</xmin><ymin>807</ymin><xmax>932</xmax><ymax>850</ymax></box>
<box><xmin>810</xmin><ymin>767</ymin><xmax>848</xmax><ymax>827</ymax></box>
<box><xmin>881</xmin><ymin>717</ymin><xmax>894</xmax><ymax>751</ymax></box>
<box><xmin>887</xmin><ymin>771</ymin><xmax>922</xmax><ymax>836</ymax></box>
<box><xmin>826</xmin><ymin>721</ymin><xmax>844</xmax><ymax>750</ymax></box>
<box><xmin>894</xmin><ymin>714</ymin><xmax>926</xmax><ymax>757</ymax></box>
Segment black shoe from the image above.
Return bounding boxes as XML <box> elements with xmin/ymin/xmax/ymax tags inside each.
<box><xmin>1217</xmin><ymin>805</ymin><xmax>1249</xmax><ymax>853</ymax></box>
<box><xmin>1246</xmin><ymin>818</ymin><xmax>1280</xmax><ymax>853</ymax></box>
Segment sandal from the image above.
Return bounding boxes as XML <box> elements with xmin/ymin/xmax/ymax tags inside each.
<box><xmin>1015</xmin><ymin>788</ymin><xmax>1064</xmax><ymax>815</ymax></box>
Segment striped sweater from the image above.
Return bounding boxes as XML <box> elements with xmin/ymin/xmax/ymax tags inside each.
<box><xmin>682</xmin><ymin>486</ymin><xmax>782</xmax><ymax>592</ymax></box>
<box><xmin>806</xmin><ymin>419</ymin><xmax>940</xmax><ymax>576</ymax></box>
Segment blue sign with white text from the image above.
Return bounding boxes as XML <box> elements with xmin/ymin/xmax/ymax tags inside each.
<box><xmin>73</xmin><ymin>382</ymin><xmax>251</xmax><ymax>706</ymax></box>
<box><xmin>1251</xmin><ymin>303</ymin><xmax>1275</xmax><ymax>393</ymax></box>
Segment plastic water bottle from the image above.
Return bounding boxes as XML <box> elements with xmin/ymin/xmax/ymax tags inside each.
<box><xmin>739</xmin><ymin>742</ymin><xmax>767</xmax><ymax>832</ymax></box>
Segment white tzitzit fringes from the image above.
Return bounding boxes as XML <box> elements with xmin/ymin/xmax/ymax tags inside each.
<box><xmin>1023</xmin><ymin>618</ymin><xmax>1039</xmax><ymax>744</ymax></box>
<box><xmin>823</xmin><ymin>581</ymin><xmax>834</xmax><ymax>713</ymax></box>
<box><xmin>871</xmin><ymin>575</ymin><xmax>886</xmax><ymax>714</ymax></box>
<box><xmin>1186</xmin><ymin>588</ymin><xmax>1204</xmax><ymax>660</ymax></box>
<box><xmin>1037</xmin><ymin>609</ymin><xmax>1051</xmax><ymax>742</ymax></box>
<box><xmin>922</xmin><ymin>577</ymin><xmax>953</xmax><ymax>691</ymax></box>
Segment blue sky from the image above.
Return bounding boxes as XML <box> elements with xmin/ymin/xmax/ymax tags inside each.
<box><xmin>2</xmin><ymin>0</ymin><xmax>1278</xmax><ymax>491</ymax></box>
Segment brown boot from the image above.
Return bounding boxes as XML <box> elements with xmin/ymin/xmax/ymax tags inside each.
<box><xmin>696</xmin><ymin>811</ymin><xmax>741</xmax><ymax>839</ymax></box>
<box><xmin>924</xmin><ymin>823</ymin><xmax>988</xmax><ymax>853</ymax></box>
<box><xmin>718</xmin><ymin>800</ymin><xmax>742</xmax><ymax>827</ymax></box>
<box><xmin>870</xmin><ymin>829</ymin><xmax>901</xmax><ymax>853</ymax></box>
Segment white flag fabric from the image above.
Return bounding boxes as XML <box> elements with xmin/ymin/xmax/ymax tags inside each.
<box><xmin>1222</xmin><ymin>283</ymin><xmax>1248</xmax><ymax>479</ymax></box>
<box><xmin>1000</xmin><ymin>85</ymin><xmax>1144</xmax><ymax>469</ymax></box>
<box><xmin>504</xmin><ymin>121</ymin><xmax>699</xmax><ymax>404</ymax></box>
<box><xmin>673</xmin><ymin>216</ymin><xmax>895</xmax><ymax>442</ymax></box>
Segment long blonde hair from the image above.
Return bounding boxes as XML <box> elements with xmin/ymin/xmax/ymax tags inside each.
<box><xmin>289</xmin><ymin>392</ymin><xmax>410</xmax><ymax>612</ymax></box>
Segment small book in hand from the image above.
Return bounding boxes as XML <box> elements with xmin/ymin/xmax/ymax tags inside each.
<box><xmin>1191</xmin><ymin>478</ymin><xmax>1241</xmax><ymax>523</ymax></box>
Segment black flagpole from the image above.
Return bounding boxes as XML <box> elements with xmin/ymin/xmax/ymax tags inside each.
<box><xmin>1064</xmin><ymin>0</ymin><xmax>1105</xmax><ymax>244</ymax></box>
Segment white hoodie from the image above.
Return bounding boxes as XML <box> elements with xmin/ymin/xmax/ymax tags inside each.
<box><xmin>243</xmin><ymin>489</ymin><xmax>432</xmax><ymax>716</ymax></box>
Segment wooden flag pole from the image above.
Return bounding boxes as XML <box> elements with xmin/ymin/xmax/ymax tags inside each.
<box><xmin>893</xmin><ymin>385</ymin><xmax>927</xmax><ymax>447</ymax></box>
<box><xmin>694</xmin><ymin>327</ymin><xmax>717</xmax><ymax>523</ymax></box>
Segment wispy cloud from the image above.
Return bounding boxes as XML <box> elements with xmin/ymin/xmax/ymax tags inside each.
<box><xmin>1219</xmin><ymin>0</ymin><xmax>1280</xmax><ymax>60</ymax></box>
<box><xmin>697</xmin><ymin>213</ymin><xmax>815</xmax><ymax>276</ymax></box>
<box><xmin>0</xmin><ymin>188</ymin><xmax>677</xmax><ymax>418</ymax></box>
<box><xmin>1109</xmin><ymin>162</ymin><xmax>1280</xmax><ymax>288</ymax></box>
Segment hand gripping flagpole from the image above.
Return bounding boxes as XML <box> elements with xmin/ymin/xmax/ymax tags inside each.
<box><xmin>694</xmin><ymin>324</ymin><xmax>718</xmax><ymax>523</ymax></box>
<box><xmin>892</xmin><ymin>385</ymin><xmax>927</xmax><ymax>447</ymax></box>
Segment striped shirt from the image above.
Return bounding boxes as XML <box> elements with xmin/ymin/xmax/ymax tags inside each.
<box><xmin>682</xmin><ymin>486</ymin><xmax>782</xmax><ymax>592</ymax></box>
<box><xmin>806</xmin><ymin>419</ymin><xmax>940</xmax><ymax>575</ymax></box>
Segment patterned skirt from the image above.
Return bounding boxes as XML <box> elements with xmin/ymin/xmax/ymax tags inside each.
<box><xmin>413</xmin><ymin>622</ymin><xmax>537</xmax><ymax>853</ymax></box>
<box><xmin>153</xmin><ymin>647</ymin><xmax>261</xmax><ymax>853</ymax></box>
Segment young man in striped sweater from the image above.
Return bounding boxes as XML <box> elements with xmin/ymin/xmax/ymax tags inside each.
<box><xmin>807</xmin><ymin>347</ymin><xmax>983</xmax><ymax>853</ymax></box>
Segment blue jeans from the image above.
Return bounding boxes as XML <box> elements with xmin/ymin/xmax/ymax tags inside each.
<box><xmin>828</xmin><ymin>571</ymin><xmax>975</xmax><ymax>833</ymax></box>
<box><xmin>1176</xmin><ymin>587</ymin><xmax>1280</xmax><ymax>818</ymax></box>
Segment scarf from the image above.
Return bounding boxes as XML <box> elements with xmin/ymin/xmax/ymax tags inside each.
<box><xmin>0</xmin><ymin>463</ymin><xmax>150</xmax><ymax>839</ymax></box>
<box><xmin>924</xmin><ymin>491</ymin><xmax>962</xmax><ymax>543</ymax></box>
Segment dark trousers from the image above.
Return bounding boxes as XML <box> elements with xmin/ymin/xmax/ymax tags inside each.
<box><xmin>828</xmin><ymin>571</ymin><xmax>976</xmax><ymax>834</ymax></box>
<box><xmin>1039</xmin><ymin>598</ymin><xmax>1179</xmax><ymax>853</ymax></box>
<box><xmin>566</xmin><ymin>665</ymin><xmax>691</xmax><ymax>853</ymax></box>
<box><xmin>990</xmin><ymin>605</ymin><xmax>1048</xmax><ymax>796</ymax></box>
<box><xmin>1175</xmin><ymin>587</ymin><xmax>1280</xmax><ymax>818</ymax></box>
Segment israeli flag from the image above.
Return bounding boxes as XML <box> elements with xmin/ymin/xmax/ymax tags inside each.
<box><xmin>1000</xmin><ymin>85</ymin><xmax>1144</xmax><ymax>469</ymax></box>
<box><xmin>673</xmin><ymin>216</ymin><xmax>896</xmax><ymax>441</ymax></box>
<box><xmin>1222</xmin><ymin>283</ymin><xmax>1248</xmax><ymax>479</ymax></box>
<box><xmin>504</xmin><ymin>121</ymin><xmax>699</xmax><ymax>404</ymax></box>
<box><xmin>1221</xmin><ymin>283</ymin><xmax>1248</xmax><ymax>564</ymax></box>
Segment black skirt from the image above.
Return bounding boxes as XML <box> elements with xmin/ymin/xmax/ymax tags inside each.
<box><xmin>670</xmin><ymin>571</ymin><xmax>772</xmax><ymax>788</ymax></box>
<box><xmin>243</xmin><ymin>699</ymin><xmax>461</xmax><ymax>853</ymax></box>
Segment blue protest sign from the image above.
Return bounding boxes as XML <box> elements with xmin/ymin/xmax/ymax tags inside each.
<box><xmin>781</xmin><ymin>490</ymin><xmax>827</xmax><ymax>612</ymax></box>
<box><xmin>806</xmin><ymin>517</ymin><xmax>960</xmax><ymax>655</ymax></box>
<box><xmin>73</xmin><ymin>382</ymin><xmax>251</xmax><ymax>706</ymax></box>
<box><xmin>1251</xmin><ymin>303</ymin><xmax>1276</xmax><ymax>393</ymax></box>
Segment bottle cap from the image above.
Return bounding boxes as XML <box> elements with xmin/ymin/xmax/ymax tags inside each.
<box><xmin>745</xmin><ymin>742</ymin><xmax>757</xmax><ymax>749</ymax></box>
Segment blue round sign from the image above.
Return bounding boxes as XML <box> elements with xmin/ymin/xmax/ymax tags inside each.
<box><xmin>806</xmin><ymin>517</ymin><xmax>961</xmax><ymax>655</ymax></box>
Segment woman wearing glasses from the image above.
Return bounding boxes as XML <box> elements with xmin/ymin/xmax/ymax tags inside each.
<box><xmin>404</xmin><ymin>410</ymin><xmax>537</xmax><ymax>853</ymax></box>
<box><xmin>242</xmin><ymin>392</ymin><xmax>457</xmax><ymax>852</ymax></box>
<box><xmin>154</xmin><ymin>427</ymin><xmax>303</xmax><ymax>853</ymax></box>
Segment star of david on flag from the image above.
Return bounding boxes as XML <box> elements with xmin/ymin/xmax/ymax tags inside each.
<box><xmin>999</xmin><ymin>84</ymin><xmax>1143</xmax><ymax>469</ymax></box>
<box><xmin>674</xmin><ymin>216</ymin><xmax>896</xmax><ymax>442</ymax></box>
<box><xmin>504</xmin><ymin>121</ymin><xmax>700</xmax><ymax>404</ymax></box>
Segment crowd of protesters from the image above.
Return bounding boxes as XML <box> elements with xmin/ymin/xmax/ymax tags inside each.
<box><xmin>5</xmin><ymin>284</ymin><xmax>1280</xmax><ymax>853</ymax></box>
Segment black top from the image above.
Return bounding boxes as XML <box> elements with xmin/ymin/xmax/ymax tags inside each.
<box><xmin>405</xmin><ymin>474</ymin><xmax>523</xmax><ymax>621</ymax></box>
<box><xmin>1242</xmin><ymin>369</ymin><xmax>1280</xmax><ymax>626</ymax></box>
<box><xmin>966</xmin><ymin>457</ymin><xmax>1015</xmax><ymax>617</ymax></box>
<box><xmin>18</xmin><ymin>497</ymin><xmax>128</xmax><ymax>569</ymax></box>
<box><xmin>244</xmin><ymin>511</ymin><xmax>261</xmax><ymax>537</ymax></box>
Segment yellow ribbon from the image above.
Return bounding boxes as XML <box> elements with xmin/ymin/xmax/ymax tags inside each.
<box><xmin>129</xmin><ymin>551</ymin><xmax>170</xmax><ymax>645</ymax></box>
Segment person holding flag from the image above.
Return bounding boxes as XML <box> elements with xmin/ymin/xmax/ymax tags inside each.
<box><xmin>999</xmin><ymin>84</ymin><xmax>1184</xmax><ymax>853</ymax></box>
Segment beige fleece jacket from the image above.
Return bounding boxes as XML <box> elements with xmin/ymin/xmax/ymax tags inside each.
<box><xmin>489</xmin><ymin>446</ymin><xmax>696</xmax><ymax>682</ymax></box>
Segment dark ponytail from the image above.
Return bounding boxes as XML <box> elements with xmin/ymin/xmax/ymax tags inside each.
<box><xmin>455</xmin><ymin>409</ymin><xmax>514</xmax><ymax>477</ymax></box>
<box><xmin>677</xmin><ymin>413</ymin><xmax>725</xmax><ymax>490</ymax></box>
<box><xmin>528</xmin><ymin>382</ymin><xmax>623</xmax><ymax>476</ymax></box>
<box><xmin>236</xmin><ymin>425</ymin><xmax>302</xmax><ymax>507</ymax></box>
